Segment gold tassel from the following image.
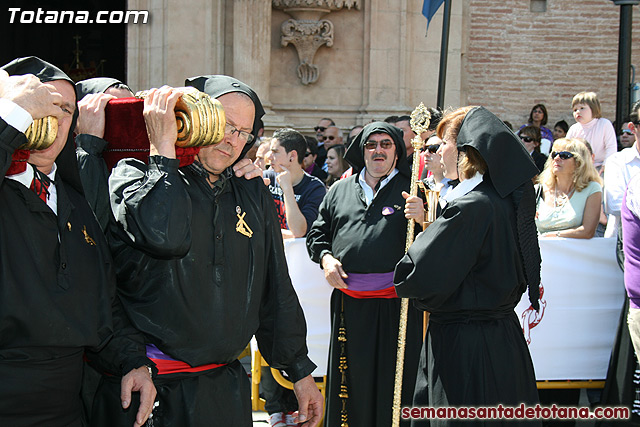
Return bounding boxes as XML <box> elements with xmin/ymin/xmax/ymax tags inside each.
<box><xmin>338</xmin><ymin>293</ymin><xmax>349</xmax><ymax>427</ymax></box>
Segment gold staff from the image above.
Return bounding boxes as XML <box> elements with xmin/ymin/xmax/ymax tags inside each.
<box><xmin>392</xmin><ymin>103</ymin><xmax>432</xmax><ymax>427</ymax></box>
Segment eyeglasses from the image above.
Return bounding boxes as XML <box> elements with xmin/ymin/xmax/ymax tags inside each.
<box><xmin>622</xmin><ymin>130</ymin><xmax>633</xmax><ymax>135</ymax></box>
<box><xmin>225</xmin><ymin>123</ymin><xmax>254</xmax><ymax>144</ymax></box>
<box><xmin>551</xmin><ymin>151</ymin><xmax>574</xmax><ymax>160</ymax></box>
<box><xmin>322</xmin><ymin>135</ymin><xmax>336</xmax><ymax>141</ymax></box>
<box><xmin>364</xmin><ymin>139</ymin><xmax>394</xmax><ymax>150</ymax></box>
<box><xmin>314</xmin><ymin>126</ymin><xmax>327</xmax><ymax>132</ymax></box>
<box><xmin>424</xmin><ymin>144</ymin><xmax>440</xmax><ymax>154</ymax></box>
<box><xmin>520</xmin><ymin>136</ymin><xmax>535</xmax><ymax>143</ymax></box>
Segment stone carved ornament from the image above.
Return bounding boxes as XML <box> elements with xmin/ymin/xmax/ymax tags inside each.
<box><xmin>273</xmin><ymin>0</ymin><xmax>360</xmax><ymax>85</ymax></box>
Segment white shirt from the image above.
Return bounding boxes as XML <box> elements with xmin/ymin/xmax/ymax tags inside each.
<box><xmin>0</xmin><ymin>98</ymin><xmax>33</xmax><ymax>133</ymax></box>
<box><xmin>440</xmin><ymin>172</ymin><xmax>484</xmax><ymax>208</ymax></box>
<box><xmin>603</xmin><ymin>144</ymin><xmax>640</xmax><ymax>236</ymax></box>
<box><xmin>358</xmin><ymin>168</ymin><xmax>399</xmax><ymax>206</ymax></box>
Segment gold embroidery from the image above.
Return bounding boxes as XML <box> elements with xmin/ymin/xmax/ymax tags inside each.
<box><xmin>82</xmin><ymin>226</ymin><xmax>96</xmax><ymax>246</ymax></box>
<box><xmin>235</xmin><ymin>211</ymin><xmax>253</xmax><ymax>238</ymax></box>
<box><xmin>67</xmin><ymin>222</ymin><xmax>72</xmax><ymax>231</ymax></box>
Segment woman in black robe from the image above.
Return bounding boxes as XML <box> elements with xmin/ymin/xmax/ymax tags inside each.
<box><xmin>394</xmin><ymin>106</ymin><xmax>542</xmax><ymax>426</ymax></box>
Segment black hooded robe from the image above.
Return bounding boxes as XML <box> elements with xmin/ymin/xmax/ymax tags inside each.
<box><xmin>393</xmin><ymin>107</ymin><xmax>542</xmax><ymax>426</ymax></box>
<box><xmin>0</xmin><ymin>57</ymin><xmax>149</xmax><ymax>427</ymax></box>
<box><xmin>90</xmin><ymin>76</ymin><xmax>316</xmax><ymax>427</ymax></box>
<box><xmin>74</xmin><ymin>77</ymin><xmax>132</xmax><ymax>232</ymax></box>
<box><xmin>306</xmin><ymin>122</ymin><xmax>422</xmax><ymax>427</ymax></box>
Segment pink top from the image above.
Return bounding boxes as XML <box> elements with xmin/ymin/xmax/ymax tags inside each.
<box><xmin>566</xmin><ymin>118</ymin><xmax>617</xmax><ymax>167</ymax></box>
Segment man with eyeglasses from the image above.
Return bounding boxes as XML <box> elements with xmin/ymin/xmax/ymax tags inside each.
<box><xmin>307</xmin><ymin>121</ymin><xmax>424</xmax><ymax>426</ymax></box>
<box><xmin>604</xmin><ymin>100</ymin><xmax>640</xmax><ymax>237</ymax></box>
<box><xmin>94</xmin><ymin>75</ymin><xmax>323</xmax><ymax>427</ymax></box>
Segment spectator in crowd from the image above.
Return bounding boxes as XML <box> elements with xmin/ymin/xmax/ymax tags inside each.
<box><xmin>519</xmin><ymin>125</ymin><xmax>548</xmax><ymax>173</ymax></box>
<box><xmin>535</xmin><ymin>138</ymin><xmax>603</xmax><ymax>239</ymax></box>
<box><xmin>314</xmin><ymin>118</ymin><xmax>334</xmax><ymax>169</ymax></box>
<box><xmin>552</xmin><ymin>120</ymin><xmax>569</xmax><ymax>141</ymax></box>
<box><xmin>262</xmin><ymin>128</ymin><xmax>325</xmax><ymax>427</ymax></box>
<box><xmin>416</xmin><ymin>107</ymin><xmax>444</xmax><ymax>178</ymax></box>
<box><xmin>0</xmin><ymin>56</ymin><xmax>155</xmax><ymax>427</ymax></box>
<box><xmin>325</xmin><ymin>144</ymin><xmax>349</xmax><ymax>188</ymax></box>
<box><xmin>566</xmin><ymin>91</ymin><xmax>617</xmax><ymax>170</ymax></box>
<box><xmin>420</xmin><ymin>136</ymin><xmax>453</xmax><ymax>198</ymax></box>
<box><xmin>74</xmin><ymin>77</ymin><xmax>134</xmax><ymax>232</ymax></box>
<box><xmin>386</xmin><ymin>114</ymin><xmax>417</xmax><ymax>158</ymax></box>
<box><xmin>622</xmin><ymin>173</ymin><xmax>640</xmax><ymax>362</ymax></box>
<box><xmin>580</xmin><ymin>140</ymin><xmax>609</xmax><ymax>238</ymax></box>
<box><xmin>520</xmin><ymin>104</ymin><xmax>553</xmax><ymax>154</ymax></box>
<box><xmin>314</xmin><ymin>118</ymin><xmax>334</xmax><ymax>141</ymax></box>
<box><xmin>307</xmin><ymin>122</ymin><xmax>423</xmax><ymax>427</ymax></box>
<box><xmin>604</xmin><ymin>100</ymin><xmax>640</xmax><ymax>237</ymax></box>
<box><xmin>254</xmin><ymin>137</ymin><xmax>271</xmax><ymax>171</ymax></box>
<box><xmin>394</xmin><ymin>106</ymin><xmax>541</xmax><ymax>421</ymax></box>
<box><xmin>619</xmin><ymin>122</ymin><xmax>636</xmax><ymax>150</ymax></box>
<box><xmin>346</xmin><ymin>125</ymin><xmax>363</xmax><ymax>146</ymax></box>
<box><xmin>303</xmin><ymin>136</ymin><xmax>328</xmax><ymax>182</ymax></box>
<box><xmin>319</xmin><ymin>126</ymin><xmax>343</xmax><ymax>172</ymax></box>
<box><xmin>265</xmin><ymin>128</ymin><xmax>326</xmax><ymax>239</ymax></box>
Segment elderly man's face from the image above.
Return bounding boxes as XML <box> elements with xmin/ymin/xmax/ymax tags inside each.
<box><xmin>28</xmin><ymin>79</ymin><xmax>76</xmax><ymax>174</ymax></box>
<box><xmin>197</xmin><ymin>92</ymin><xmax>255</xmax><ymax>175</ymax></box>
<box><xmin>322</xmin><ymin>126</ymin><xmax>342</xmax><ymax>149</ymax></box>
<box><xmin>363</xmin><ymin>132</ymin><xmax>397</xmax><ymax>178</ymax></box>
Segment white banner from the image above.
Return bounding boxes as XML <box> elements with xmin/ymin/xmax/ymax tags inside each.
<box><xmin>285</xmin><ymin>237</ymin><xmax>626</xmax><ymax>381</ymax></box>
<box><xmin>284</xmin><ymin>238</ymin><xmax>333</xmax><ymax>377</ymax></box>
<box><xmin>516</xmin><ymin>237</ymin><xmax>625</xmax><ymax>380</ymax></box>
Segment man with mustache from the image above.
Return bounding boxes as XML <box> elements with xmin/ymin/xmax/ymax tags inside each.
<box><xmin>306</xmin><ymin>122</ymin><xmax>424</xmax><ymax>426</ymax></box>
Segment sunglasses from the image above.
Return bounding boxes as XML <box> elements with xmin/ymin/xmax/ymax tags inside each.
<box><xmin>314</xmin><ymin>126</ymin><xmax>327</xmax><ymax>132</ymax></box>
<box><xmin>622</xmin><ymin>130</ymin><xmax>633</xmax><ymax>135</ymax></box>
<box><xmin>305</xmin><ymin>152</ymin><xmax>313</xmax><ymax>157</ymax></box>
<box><xmin>424</xmin><ymin>144</ymin><xmax>440</xmax><ymax>154</ymax></box>
<box><xmin>551</xmin><ymin>151</ymin><xmax>574</xmax><ymax>160</ymax></box>
<box><xmin>364</xmin><ymin>139</ymin><xmax>394</xmax><ymax>150</ymax></box>
<box><xmin>322</xmin><ymin>135</ymin><xmax>336</xmax><ymax>141</ymax></box>
<box><xmin>520</xmin><ymin>136</ymin><xmax>536</xmax><ymax>143</ymax></box>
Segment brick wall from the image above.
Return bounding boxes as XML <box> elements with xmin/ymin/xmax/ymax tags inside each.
<box><xmin>465</xmin><ymin>0</ymin><xmax>640</xmax><ymax>130</ymax></box>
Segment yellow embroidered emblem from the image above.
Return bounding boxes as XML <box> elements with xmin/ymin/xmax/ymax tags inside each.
<box><xmin>235</xmin><ymin>206</ymin><xmax>253</xmax><ymax>238</ymax></box>
<box><xmin>82</xmin><ymin>225</ymin><xmax>96</xmax><ymax>246</ymax></box>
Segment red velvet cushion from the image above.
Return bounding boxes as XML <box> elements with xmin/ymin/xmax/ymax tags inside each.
<box><xmin>103</xmin><ymin>98</ymin><xmax>200</xmax><ymax>169</ymax></box>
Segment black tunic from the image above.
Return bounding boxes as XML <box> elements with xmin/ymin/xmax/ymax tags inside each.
<box><xmin>0</xmin><ymin>119</ymin><xmax>147</xmax><ymax>426</ymax></box>
<box><xmin>98</xmin><ymin>156</ymin><xmax>315</xmax><ymax>425</ymax></box>
<box><xmin>307</xmin><ymin>173</ymin><xmax>412</xmax><ymax>273</ymax></box>
<box><xmin>307</xmin><ymin>172</ymin><xmax>422</xmax><ymax>427</ymax></box>
<box><xmin>394</xmin><ymin>178</ymin><xmax>540</xmax><ymax>426</ymax></box>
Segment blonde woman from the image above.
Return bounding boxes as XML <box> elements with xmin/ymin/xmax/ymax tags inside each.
<box><xmin>536</xmin><ymin>138</ymin><xmax>603</xmax><ymax>238</ymax></box>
